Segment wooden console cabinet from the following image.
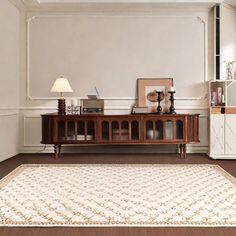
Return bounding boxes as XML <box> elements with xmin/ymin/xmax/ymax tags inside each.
<box><xmin>41</xmin><ymin>113</ymin><xmax>199</xmax><ymax>158</ymax></box>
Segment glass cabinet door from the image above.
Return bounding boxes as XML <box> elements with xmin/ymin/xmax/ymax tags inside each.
<box><xmin>57</xmin><ymin>120</ymin><xmax>65</xmax><ymax>140</ymax></box>
<box><xmin>56</xmin><ymin>118</ymin><xmax>95</xmax><ymax>142</ymax></box>
<box><xmin>165</xmin><ymin>120</ymin><xmax>173</xmax><ymax>140</ymax></box>
<box><xmin>77</xmin><ymin>120</ymin><xmax>85</xmax><ymax>140</ymax></box>
<box><xmin>176</xmin><ymin>120</ymin><xmax>183</xmax><ymax>139</ymax></box>
<box><xmin>156</xmin><ymin>120</ymin><xmax>163</xmax><ymax>140</ymax></box>
<box><xmin>67</xmin><ymin>121</ymin><xmax>75</xmax><ymax>140</ymax></box>
<box><xmin>77</xmin><ymin>120</ymin><xmax>95</xmax><ymax>141</ymax></box>
<box><xmin>146</xmin><ymin>120</ymin><xmax>154</xmax><ymax>140</ymax></box>
<box><xmin>87</xmin><ymin>120</ymin><xmax>95</xmax><ymax>141</ymax></box>
<box><xmin>144</xmin><ymin>116</ymin><xmax>185</xmax><ymax>142</ymax></box>
<box><xmin>121</xmin><ymin>121</ymin><xmax>129</xmax><ymax>141</ymax></box>
<box><xmin>101</xmin><ymin>121</ymin><xmax>109</xmax><ymax>140</ymax></box>
<box><xmin>131</xmin><ymin>120</ymin><xmax>139</xmax><ymax>140</ymax></box>
<box><xmin>146</xmin><ymin>120</ymin><xmax>164</xmax><ymax>140</ymax></box>
<box><xmin>112</xmin><ymin>121</ymin><xmax>119</xmax><ymax>140</ymax></box>
<box><xmin>99</xmin><ymin>117</ymin><xmax>140</xmax><ymax>142</ymax></box>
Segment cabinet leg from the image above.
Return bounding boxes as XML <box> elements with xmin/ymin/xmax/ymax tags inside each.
<box><xmin>179</xmin><ymin>144</ymin><xmax>183</xmax><ymax>158</ymax></box>
<box><xmin>54</xmin><ymin>144</ymin><xmax>59</xmax><ymax>159</ymax></box>
<box><xmin>179</xmin><ymin>144</ymin><xmax>186</xmax><ymax>158</ymax></box>
<box><xmin>58</xmin><ymin>144</ymin><xmax>61</xmax><ymax>158</ymax></box>
<box><xmin>183</xmin><ymin>144</ymin><xmax>186</xmax><ymax>158</ymax></box>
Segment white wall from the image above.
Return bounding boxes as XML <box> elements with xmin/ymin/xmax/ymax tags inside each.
<box><xmin>19</xmin><ymin>5</ymin><xmax>211</xmax><ymax>154</ymax></box>
<box><xmin>28</xmin><ymin>15</ymin><xmax>205</xmax><ymax>99</ymax></box>
<box><xmin>0</xmin><ymin>0</ymin><xmax>20</xmax><ymax>161</ymax></box>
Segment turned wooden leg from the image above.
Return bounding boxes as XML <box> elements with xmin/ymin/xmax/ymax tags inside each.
<box><xmin>54</xmin><ymin>144</ymin><xmax>59</xmax><ymax>159</ymax></box>
<box><xmin>179</xmin><ymin>144</ymin><xmax>183</xmax><ymax>158</ymax></box>
<box><xmin>58</xmin><ymin>144</ymin><xmax>61</xmax><ymax>158</ymax></box>
<box><xmin>183</xmin><ymin>144</ymin><xmax>186</xmax><ymax>158</ymax></box>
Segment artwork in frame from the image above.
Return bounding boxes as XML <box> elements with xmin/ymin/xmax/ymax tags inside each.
<box><xmin>137</xmin><ymin>78</ymin><xmax>173</xmax><ymax>113</ymax></box>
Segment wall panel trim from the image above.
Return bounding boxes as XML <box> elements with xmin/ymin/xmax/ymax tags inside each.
<box><xmin>26</xmin><ymin>14</ymin><xmax>208</xmax><ymax>101</ymax></box>
<box><xmin>0</xmin><ymin>113</ymin><xmax>19</xmax><ymax>117</ymax></box>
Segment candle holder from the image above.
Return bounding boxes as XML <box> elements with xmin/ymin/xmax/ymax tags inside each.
<box><xmin>156</xmin><ymin>91</ymin><xmax>164</xmax><ymax>114</ymax></box>
<box><xmin>168</xmin><ymin>91</ymin><xmax>176</xmax><ymax>114</ymax></box>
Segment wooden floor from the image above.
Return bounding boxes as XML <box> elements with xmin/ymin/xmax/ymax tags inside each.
<box><xmin>0</xmin><ymin>153</ymin><xmax>236</xmax><ymax>236</ymax></box>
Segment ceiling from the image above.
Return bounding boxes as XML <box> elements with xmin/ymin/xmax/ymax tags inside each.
<box><xmin>10</xmin><ymin>0</ymin><xmax>236</xmax><ymax>11</ymax></box>
<box><xmin>35</xmin><ymin>0</ymin><xmax>220</xmax><ymax>2</ymax></box>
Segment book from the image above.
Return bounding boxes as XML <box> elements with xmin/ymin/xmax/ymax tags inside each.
<box><xmin>211</xmin><ymin>91</ymin><xmax>217</xmax><ymax>106</ymax></box>
<box><xmin>216</xmin><ymin>87</ymin><xmax>222</xmax><ymax>105</ymax></box>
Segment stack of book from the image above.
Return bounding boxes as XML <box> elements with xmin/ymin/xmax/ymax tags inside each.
<box><xmin>72</xmin><ymin>135</ymin><xmax>93</xmax><ymax>141</ymax></box>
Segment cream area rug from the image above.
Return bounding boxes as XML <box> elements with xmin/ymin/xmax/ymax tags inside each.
<box><xmin>0</xmin><ymin>164</ymin><xmax>236</xmax><ymax>227</ymax></box>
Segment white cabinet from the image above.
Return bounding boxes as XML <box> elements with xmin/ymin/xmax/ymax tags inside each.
<box><xmin>209</xmin><ymin>80</ymin><xmax>236</xmax><ymax>159</ymax></box>
<box><xmin>210</xmin><ymin>114</ymin><xmax>224</xmax><ymax>156</ymax></box>
<box><xmin>225</xmin><ymin>115</ymin><xmax>236</xmax><ymax>154</ymax></box>
<box><xmin>210</xmin><ymin>114</ymin><xmax>236</xmax><ymax>159</ymax></box>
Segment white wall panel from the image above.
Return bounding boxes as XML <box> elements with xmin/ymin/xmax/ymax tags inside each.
<box><xmin>0</xmin><ymin>1</ymin><xmax>20</xmax><ymax>107</ymax></box>
<box><xmin>27</xmin><ymin>14</ymin><xmax>206</xmax><ymax>99</ymax></box>
<box><xmin>0</xmin><ymin>1</ymin><xmax>20</xmax><ymax>161</ymax></box>
<box><xmin>24</xmin><ymin>116</ymin><xmax>42</xmax><ymax>146</ymax></box>
<box><xmin>0</xmin><ymin>115</ymin><xmax>19</xmax><ymax>162</ymax></box>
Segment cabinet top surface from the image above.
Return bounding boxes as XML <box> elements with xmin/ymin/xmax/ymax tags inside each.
<box><xmin>41</xmin><ymin>113</ymin><xmax>200</xmax><ymax>117</ymax></box>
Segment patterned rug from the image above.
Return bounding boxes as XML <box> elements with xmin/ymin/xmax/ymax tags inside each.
<box><xmin>0</xmin><ymin>164</ymin><xmax>236</xmax><ymax>227</ymax></box>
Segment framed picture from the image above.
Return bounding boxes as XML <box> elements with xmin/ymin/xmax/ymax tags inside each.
<box><xmin>137</xmin><ymin>78</ymin><xmax>173</xmax><ymax>113</ymax></box>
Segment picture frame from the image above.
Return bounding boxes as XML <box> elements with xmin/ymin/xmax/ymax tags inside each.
<box><xmin>137</xmin><ymin>78</ymin><xmax>173</xmax><ymax>113</ymax></box>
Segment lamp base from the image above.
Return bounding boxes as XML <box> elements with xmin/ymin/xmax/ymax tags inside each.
<box><xmin>58</xmin><ymin>99</ymin><xmax>66</xmax><ymax>115</ymax></box>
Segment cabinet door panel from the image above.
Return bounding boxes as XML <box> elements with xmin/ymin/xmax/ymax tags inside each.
<box><xmin>225</xmin><ymin>115</ymin><xmax>236</xmax><ymax>154</ymax></box>
<box><xmin>210</xmin><ymin>114</ymin><xmax>224</xmax><ymax>155</ymax></box>
<box><xmin>97</xmin><ymin>116</ymin><xmax>141</xmax><ymax>143</ymax></box>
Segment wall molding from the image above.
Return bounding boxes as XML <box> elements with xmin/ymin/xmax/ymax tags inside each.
<box><xmin>26</xmin><ymin>14</ymin><xmax>208</xmax><ymax>101</ymax></box>
<box><xmin>0</xmin><ymin>107</ymin><xmax>19</xmax><ymax>110</ymax></box>
<box><xmin>24</xmin><ymin>96</ymin><xmax>208</xmax><ymax>101</ymax></box>
<box><xmin>0</xmin><ymin>113</ymin><xmax>19</xmax><ymax>117</ymax></box>
<box><xmin>197</xmin><ymin>16</ymin><xmax>208</xmax><ymax>86</ymax></box>
<box><xmin>23</xmin><ymin>116</ymin><xmax>41</xmax><ymax>147</ymax></box>
<box><xmin>0</xmin><ymin>108</ymin><xmax>19</xmax><ymax>116</ymax></box>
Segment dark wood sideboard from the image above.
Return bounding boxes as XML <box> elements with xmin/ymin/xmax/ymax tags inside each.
<box><xmin>41</xmin><ymin>113</ymin><xmax>200</xmax><ymax>159</ymax></box>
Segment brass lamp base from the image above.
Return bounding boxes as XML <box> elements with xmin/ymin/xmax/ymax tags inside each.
<box><xmin>58</xmin><ymin>99</ymin><xmax>66</xmax><ymax>115</ymax></box>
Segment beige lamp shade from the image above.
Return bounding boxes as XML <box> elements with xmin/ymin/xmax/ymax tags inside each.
<box><xmin>50</xmin><ymin>77</ymin><xmax>73</xmax><ymax>93</ymax></box>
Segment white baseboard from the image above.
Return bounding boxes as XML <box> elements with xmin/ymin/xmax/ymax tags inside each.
<box><xmin>186</xmin><ymin>145</ymin><xmax>208</xmax><ymax>154</ymax></box>
<box><xmin>209</xmin><ymin>154</ymin><xmax>236</xmax><ymax>160</ymax></box>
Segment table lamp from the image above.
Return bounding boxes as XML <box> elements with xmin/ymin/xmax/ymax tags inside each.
<box><xmin>50</xmin><ymin>76</ymin><xmax>73</xmax><ymax>115</ymax></box>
